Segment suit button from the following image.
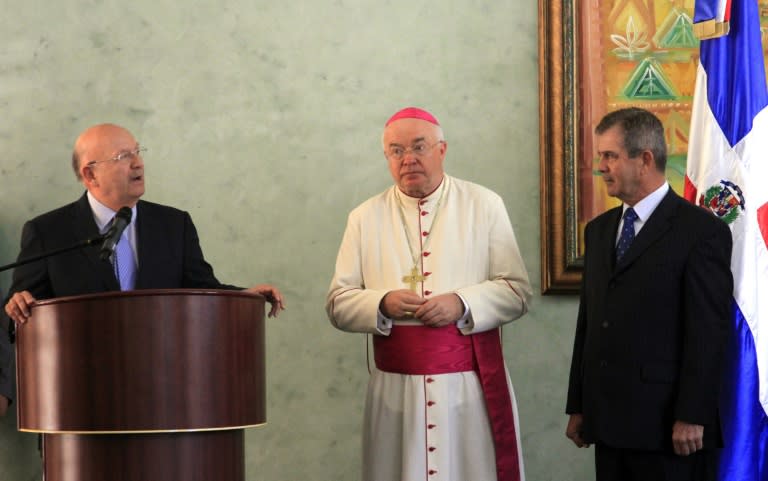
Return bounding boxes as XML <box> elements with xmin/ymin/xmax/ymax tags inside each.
<box><xmin>602</xmin><ymin>322</ymin><xmax>609</xmax><ymax>328</ymax></box>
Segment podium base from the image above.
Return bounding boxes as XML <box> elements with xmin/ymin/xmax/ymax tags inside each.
<box><xmin>42</xmin><ymin>430</ymin><xmax>244</xmax><ymax>481</ymax></box>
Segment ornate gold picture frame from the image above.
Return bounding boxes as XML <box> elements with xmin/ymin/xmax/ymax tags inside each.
<box><xmin>539</xmin><ymin>0</ymin><xmax>582</xmax><ymax>294</ymax></box>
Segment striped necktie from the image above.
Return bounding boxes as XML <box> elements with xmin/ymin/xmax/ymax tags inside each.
<box><xmin>615</xmin><ymin>207</ymin><xmax>638</xmax><ymax>262</ymax></box>
<box><xmin>112</xmin><ymin>223</ymin><xmax>136</xmax><ymax>290</ymax></box>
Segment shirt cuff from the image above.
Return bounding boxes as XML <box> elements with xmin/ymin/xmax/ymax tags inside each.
<box><xmin>376</xmin><ymin>309</ymin><xmax>393</xmax><ymax>334</ymax></box>
<box><xmin>455</xmin><ymin>293</ymin><xmax>472</xmax><ymax>330</ymax></box>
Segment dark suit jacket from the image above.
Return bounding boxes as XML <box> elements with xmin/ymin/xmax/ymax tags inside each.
<box><xmin>566</xmin><ymin>188</ymin><xmax>733</xmax><ymax>452</ymax></box>
<box><xmin>0</xmin><ymin>193</ymin><xmax>240</xmax><ymax>400</ymax></box>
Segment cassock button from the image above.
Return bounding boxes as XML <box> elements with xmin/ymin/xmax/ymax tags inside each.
<box><xmin>422</xmin><ymin>231</ymin><xmax>429</xmax><ymax>236</ymax></box>
<box><xmin>421</xmin><ymin>211</ymin><xmax>428</xmax><ymax>216</ymax></box>
<box><xmin>427</xmin><ymin>401</ymin><xmax>436</xmax><ymax>406</ymax></box>
<box><xmin>427</xmin><ymin>424</ymin><xmax>436</xmax><ymax>429</ymax></box>
<box><xmin>423</xmin><ymin>251</ymin><xmax>431</xmax><ymax>257</ymax></box>
<box><xmin>419</xmin><ymin>199</ymin><xmax>428</xmax><ymax>205</ymax></box>
<box><xmin>425</xmin><ymin>290</ymin><xmax>432</xmax><ymax>296</ymax></box>
<box><xmin>428</xmin><ymin>446</ymin><xmax>436</xmax><ymax>452</ymax></box>
<box><xmin>426</xmin><ymin>377</ymin><xmax>434</xmax><ymax>383</ymax></box>
<box><xmin>429</xmin><ymin>469</ymin><xmax>438</xmax><ymax>475</ymax></box>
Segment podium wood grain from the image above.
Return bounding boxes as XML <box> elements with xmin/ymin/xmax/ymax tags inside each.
<box><xmin>16</xmin><ymin>289</ymin><xmax>266</xmax><ymax>481</ymax></box>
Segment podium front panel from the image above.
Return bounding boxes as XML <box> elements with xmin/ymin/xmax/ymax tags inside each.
<box><xmin>16</xmin><ymin>289</ymin><xmax>266</xmax><ymax>432</ymax></box>
<box><xmin>43</xmin><ymin>430</ymin><xmax>245</xmax><ymax>481</ymax></box>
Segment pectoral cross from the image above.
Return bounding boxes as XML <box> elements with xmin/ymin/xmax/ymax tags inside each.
<box><xmin>402</xmin><ymin>266</ymin><xmax>425</xmax><ymax>292</ymax></box>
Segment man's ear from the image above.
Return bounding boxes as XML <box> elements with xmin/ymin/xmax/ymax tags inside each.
<box><xmin>641</xmin><ymin>150</ymin><xmax>656</xmax><ymax>171</ymax></box>
<box><xmin>81</xmin><ymin>165</ymin><xmax>96</xmax><ymax>185</ymax></box>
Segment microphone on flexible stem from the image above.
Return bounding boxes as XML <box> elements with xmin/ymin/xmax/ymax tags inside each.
<box><xmin>99</xmin><ymin>207</ymin><xmax>132</xmax><ymax>261</ymax></box>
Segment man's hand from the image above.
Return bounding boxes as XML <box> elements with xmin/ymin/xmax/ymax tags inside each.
<box><xmin>566</xmin><ymin>414</ymin><xmax>591</xmax><ymax>448</ymax></box>
<box><xmin>0</xmin><ymin>395</ymin><xmax>8</xmax><ymax>417</ymax></box>
<box><xmin>4</xmin><ymin>290</ymin><xmax>36</xmax><ymax>324</ymax></box>
<box><xmin>244</xmin><ymin>284</ymin><xmax>285</xmax><ymax>318</ymax></box>
<box><xmin>414</xmin><ymin>293</ymin><xmax>464</xmax><ymax>327</ymax></box>
<box><xmin>380</xmin><ymin>290</ymin><xmax>426</xmax><ymax>319</ymax></box>
<box><xmin>672</xmin><ymin>421</ymin><xmax>704</xmax><ymax>456</ymax></box>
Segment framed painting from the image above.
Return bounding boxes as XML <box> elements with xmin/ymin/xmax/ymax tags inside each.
<box><xmin>539</xmin><ymin>0</ymin><xmax>768</xmax><ymax>294</ymax></box>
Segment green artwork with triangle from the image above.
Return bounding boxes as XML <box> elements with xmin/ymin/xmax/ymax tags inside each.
<box><xmin>623</xmin><ymin>58</ymin><xmax>676</xmax><ymax>99</ymax></box>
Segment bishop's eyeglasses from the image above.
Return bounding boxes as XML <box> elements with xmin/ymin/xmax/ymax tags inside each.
<box><xmin>385</xmin><ymin>141</ymin><xmax>443</xmax><ymax>161</ymax></box>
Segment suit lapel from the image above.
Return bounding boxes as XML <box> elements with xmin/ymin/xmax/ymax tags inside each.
<box><xmin>598</xmin><ymin>207</ymin><xmax>623</xmax><ymax>274</ymax></box>
<box><xmin>72</xmin><ymin>193</ymin><xmax>121</xmax><ymax>291</ymax></box>
<box><xmin>134</xmin><ymin>201</ymin><xmax>161</xmax><ymax>288</ymax></box>
<box><xmin>613</xmin><ymin>189</ymin><xmax>679</xmax><ymax>274</ymax></box>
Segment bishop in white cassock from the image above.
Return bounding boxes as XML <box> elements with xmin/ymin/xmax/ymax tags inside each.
<box><xmin>326</xmin><ymin>107</ymin><xmax>532</xmax><ymax>481</ymax></box>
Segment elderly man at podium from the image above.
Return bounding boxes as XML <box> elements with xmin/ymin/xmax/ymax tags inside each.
<box><xmin>326</xmin><ymin>107</ymin><xmax>532</xmax><ymax>481</ymax></box>
<box><xmin>2</xmin><ymin>123</ymin><xmax>285</xmax><ymax>407</ymax></box>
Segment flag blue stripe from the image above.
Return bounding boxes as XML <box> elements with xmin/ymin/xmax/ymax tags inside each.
<box><xmin>717</xmin><ymin>302</ymin><xmax>768</xmax><ymax>481</ymax></box>
<box><xmin>694</xmin><ymin>0</ymin><xmax>721</xmax><ymax>23</ymax></box>
<box><xmin>701</xmin><ymin>0</ymin><xmax>768</xmax><ymax>146</ymax></box>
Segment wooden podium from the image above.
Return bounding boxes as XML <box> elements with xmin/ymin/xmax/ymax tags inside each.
<box><xmin>15</xmin><ymin>289</ymin><xmax>266</xmax><ymax>481</ymax></box>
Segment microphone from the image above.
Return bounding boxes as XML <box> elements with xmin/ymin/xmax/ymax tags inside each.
<box><xmin>99</xmin><ymin>207</ymin><xmax>132</xmax><ymax>261</ymax></box>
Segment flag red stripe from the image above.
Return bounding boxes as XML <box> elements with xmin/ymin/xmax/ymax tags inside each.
<box><xmin>758</xmin><ymin>202</ymin><xmax>768</xmax><ymax>249</ymax></box>
<box><xmin>683</xmin><ymin>175</ymin><xmax>698</xmax><ymax>203</ymax></box>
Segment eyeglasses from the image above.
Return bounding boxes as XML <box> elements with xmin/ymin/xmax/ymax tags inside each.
<box><xmin>87</xmin><ymin>146</ymin><xmax>146</xmax><ymax>167</ymax></box>
<box><xmin>385</xmin><ymin>141</ymin><xmax>443</xmax><ymax>161</ymax></box>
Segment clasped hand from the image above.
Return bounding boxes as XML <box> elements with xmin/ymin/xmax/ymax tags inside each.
<box><xmin>380</xmin><ymin>289</ymin><xmax>463</xmax><ymax>327</ymax></box>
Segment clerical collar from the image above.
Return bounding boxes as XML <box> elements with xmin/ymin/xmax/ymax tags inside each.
<box><xmin>395</xmin><ymin>176</ymin><xmax>449</xmax><ymax>206</ymax></box>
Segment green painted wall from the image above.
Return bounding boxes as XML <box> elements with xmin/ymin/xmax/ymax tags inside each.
<box><xmin>0</xmin><ymin>1</ymin><xmax>592</xmax><ymax>479</ymax></box>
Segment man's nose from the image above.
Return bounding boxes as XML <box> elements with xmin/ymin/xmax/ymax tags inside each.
<box><xmin>596</xmin><ymin>156</ymin><xmax>607</xmax><ymax>172</ymax></box>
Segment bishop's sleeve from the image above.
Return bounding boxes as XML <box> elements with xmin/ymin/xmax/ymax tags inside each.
<box><xmin>455</xmin><ymin>192</ymin><xmax>532</xmax><ymax>334</ymax></box>
<box><xmin>326</xmin><ymin>210</ymin><xmax>391</xmax><ymax>335</ymax></box>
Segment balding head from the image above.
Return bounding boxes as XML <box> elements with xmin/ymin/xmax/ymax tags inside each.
<box><xmin>73</xmin><ymin>123</ymin><xmax>145</xmax><ymax>210</ymax></box>
<box><xmin>72</xmin><ymin>124</ymin><xmax>134</xmax><ymax>180</ymax></box>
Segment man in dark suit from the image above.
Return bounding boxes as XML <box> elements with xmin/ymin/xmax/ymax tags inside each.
<box><xmin>2</xmin><ymin>123</ymin><xmax>285</xmax><ymax>408</ymax></box>
<box><xmin>565</xmin><ymin>108</ymin><xmax>733</xmax><ymax>481</ymax></box>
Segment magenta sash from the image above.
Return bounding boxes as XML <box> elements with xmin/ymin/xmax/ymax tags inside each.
<box><xmin>373</xmin><ymin>325</ymin><xmax>521</xmax><ymax>481</ymax></box>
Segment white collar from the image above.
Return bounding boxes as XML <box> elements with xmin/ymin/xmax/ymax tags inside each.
<box><xmin>623</xmin><ymin>182</ymin><xmax>669</xmax><ymax>222</ymax></box>
<box><xmin>86</xmin><ymin>191</ymin><xmax>138</xmax><ymax>234</ymax></box>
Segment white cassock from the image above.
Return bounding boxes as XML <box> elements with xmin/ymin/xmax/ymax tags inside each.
<box><xmin>326</xmin><ymin>175</ymin><xmax>532</xmax><ymax>481</ymax></box>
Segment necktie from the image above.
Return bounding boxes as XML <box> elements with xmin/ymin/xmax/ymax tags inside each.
<box><xmin>113</xmin><ymin>228</ymin><xmax>136</xmax><ymax>291</ymax></box>
<box><xmin>615</xmin><ymin>207</ymin><xmax>638</xmax><ymax>262</ymax></box>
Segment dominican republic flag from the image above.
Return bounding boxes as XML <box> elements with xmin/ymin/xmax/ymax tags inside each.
<box><xmin>687</xmin><ymin>0</ymin><xmax>768</xmax><ymax>479</ymax></box>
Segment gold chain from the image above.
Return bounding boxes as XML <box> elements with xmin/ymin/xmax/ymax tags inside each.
<box><xmin>395</xmin><ymin>179</ymin><xmax>446</xmax><ymax>274</ymax></box>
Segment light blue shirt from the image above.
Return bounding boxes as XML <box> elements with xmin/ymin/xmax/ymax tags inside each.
<box><xmin>86</xmin><ymin>191</ymin><xmax>138</xmax><ymax>266</ymax></box>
